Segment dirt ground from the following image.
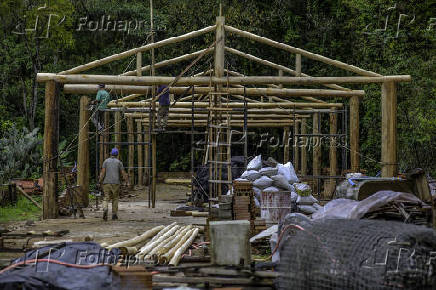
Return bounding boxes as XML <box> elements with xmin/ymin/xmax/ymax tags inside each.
<box><xmin>0</xmin><ymin>183</ymin><xmax>206</xmax><ymax>265</ymax></box>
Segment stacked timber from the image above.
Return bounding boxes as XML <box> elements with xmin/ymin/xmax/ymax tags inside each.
<box><xmin>105</xmin><ymin>223</ymin><xmax>200</xmax><ymax>266</ymax></box>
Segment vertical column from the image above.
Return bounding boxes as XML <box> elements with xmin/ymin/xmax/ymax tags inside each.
<box><xmin>43</xmin><ymin>81</ymin><xmax>59</xmax><ymax>219</ymax></box>
<box><xmin>150</xmin><ymin>0</ymin><xmax>157</xmax><ymax>207</ymax></box>
<box><xmin>283</xmin><ymin>127</ymin><xmax>290</xmax><ymax>163</ymax></box>
<box><xmin>312</xmin><ymin>112</ymin><xmax>321</xmax><ymax>195</ymax></box>
<box><xmin>144</xmin><ymin>126</ymin><xmax>150</xmax><ymax>186</ymax></box>
<box><xmin>215</xmin><ymin>16</ymin><xmax>225</xmax><ymax>78</ymax></box>
<box><xmin>137</xmin><ymin>121</ymin><xmax>143</xmax><ymax>186</ymax></box>
<box><xmin>104</xmin><ymin>111</ymin><xmax>110</xmax><ymax>158</ymax></box>
<box><xmin>213</xmin><ymin>15</ymin><xmax>225</xmax><ymax>197</ymax></box>
<box><xmin>350</xmin><ymin>96</ymin><xmax>360</xmax><ymax>172</ymax></box>
<box><xmin>328</xmin><ymin>108</ymin><xmax>338</xmax><ymax>196</ymax></box>
<box><xmin>99</xmin><ymin>133</ymin><xmax>104</xmax><ymax>169</ymax></box>
<box><xmin>127</xmin><ymin>117</ymin><xmax>135</xmax><ymax>187</ymax></box>
<box><xmin>114</xmin><ymin>112</ymin><xmax>121</xmax><ymax>149</ymax></box>
<box><xmin>381</xmin><ymin>82</ymin><xmax>397</xmax><ymax>177</ymax></box>
<box><xmin>295</xmin><ymin>54</ymin><xmax>302</xmax><ymax>77</ymax></box>
<box><xmin>77</xmin><ymin>96</ymin><xmax>90</xmax><ymax>207</ymax></box>
<box><xmin>293</xmin><ymin>121</ymin><xmax>300</xmax><ymax>171</ymax></box>
<box><xmin>300</xmin><ymin>119</ymin><xmax>308</xmax><ymax>176</ymax></box>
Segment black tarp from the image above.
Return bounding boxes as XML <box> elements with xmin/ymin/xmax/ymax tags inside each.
<box><xmin>0</xmin><ymin>242</ymin><xmax>120</xmax><ymax>290</ymax></box>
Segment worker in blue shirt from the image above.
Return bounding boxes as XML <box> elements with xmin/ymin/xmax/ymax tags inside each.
<box><xmin>91</xmin><ymin>84</ymin><xmax>111</xmax><ymax>131</ymax></box>
<box><xmin>157</xmin><ymin>85</ymin><xmax>170</xmax><ymax>130</ymax></box>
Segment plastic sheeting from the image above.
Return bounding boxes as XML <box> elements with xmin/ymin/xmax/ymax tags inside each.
<box><xmin>312</xmin><ymin>191</ymin><xmax>424</xmax><ymax>220</ymax></box>
<box><xmin>0</xmin><ymin>242</ymin><xmax>120</xmax><ymax>290</ymax></box>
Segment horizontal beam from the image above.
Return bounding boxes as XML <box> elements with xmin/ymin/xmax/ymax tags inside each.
<box><xmin>58</xmin><ymin>25</ymin><xmax>216</xmax><ymax>75</ymax></box>
<box><xmin>224</xmin><ymin>25</ymin><xmax>382</xmax><ymax>77</ymax></box>
<box><xmin>63</xmin><ymin>84</ymin><xmax>361</xmax><ymax>98</ymax></box>
<box><xmin>108</xmin><ymin>101</ymin><xmax>343</xmax><ymax>109</ymax></box>
<box><xmin>124</xmin><ymin>112</ymin><xmax>310</xmax><ymax>119</ymax></box>
<box><xmin>140</xmin><ymin>120</ymin><xmax>296</xmax><ymax>128</ymax></box>
<box><xmin>123</xmin><ymin>107</ymin><xmax>335</xmax><ymax>114</ymax></box>
<box><xmin>40</xmin><ymin>73</ymin><xmax>409</xmax><ymax>85</ymax></box>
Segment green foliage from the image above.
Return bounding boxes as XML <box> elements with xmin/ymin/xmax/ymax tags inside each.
<box><xmin>0</xmin><ymin>0</ymin><xmax>434</xmax><ymax>179</ymax></box>
<box><xmin>0</xmin><ymin>195</ymin><xmax>41</xmax><ymax>222</ymax></box>
<box><xmin>0</xmin><ymin>126</ymin><xmax>42</xmax><ymax>183</ymax></box>
<box><xmin>169</xmin><ymin>154</ymin><xmax>191</xmax><ymax>172</ymax></box>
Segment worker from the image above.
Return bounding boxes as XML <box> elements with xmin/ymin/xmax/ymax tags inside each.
<box><xmin>91</xmin><ymin>84</ymin><xmax>111</xmax><ymax>131</ymax></box>
<box><xmin>156</xmin><ymin>84</ymin><xmax>170</xmax><ymax>131</ymax></box>
<box><xmin>99</xmin><ymin>148</ymin><xmax>129</xmax><ymax>221</ymax></box>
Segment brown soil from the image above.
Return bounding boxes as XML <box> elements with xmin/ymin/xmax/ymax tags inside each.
<box><xmin>0</xmin><ymin>183</ymin><xmax>206</xmax><ymax>264</ymax></box>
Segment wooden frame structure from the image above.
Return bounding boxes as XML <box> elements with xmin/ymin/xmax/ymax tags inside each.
<box><xmin>37</xmin><ymin>16</ymin><xmax>411</xmax><ymax>219</ymax></box>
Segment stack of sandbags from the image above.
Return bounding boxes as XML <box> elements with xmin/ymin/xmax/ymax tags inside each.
<box><xmin>239</xmin><ymin>155</ymin><xmax>300</xmax><ymax>208</ymax></box>
<box><xmin>294</xmin><ymin>183</ymin><xmax>322</xmax><ymax>216</ymax></box>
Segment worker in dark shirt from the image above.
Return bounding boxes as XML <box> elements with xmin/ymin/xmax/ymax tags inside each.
<box><xmin>157</xmin><ymin>85</ymin><xmax>170</xmax><ymax>130</ymax></box>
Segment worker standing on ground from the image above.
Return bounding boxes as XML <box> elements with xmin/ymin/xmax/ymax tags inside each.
<box><xmin>91</xmin><ymin>84</ymin><xmax>111</xmax><ymax>131</ymax></box>
<box><xmin>157</xmin><ymin>84</ymin><xmax>170</xmax><ymax>131</ymax></box>
<box><xmin>99</xmin><ymin>148</ymin><xmax>129</xmax><ymax>221</ymax></box>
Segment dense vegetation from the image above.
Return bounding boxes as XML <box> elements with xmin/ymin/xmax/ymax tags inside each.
<box><xmin>0</xmin><ymin>0</ymin><xmax>434</xmax><ymax>182</ymax></box>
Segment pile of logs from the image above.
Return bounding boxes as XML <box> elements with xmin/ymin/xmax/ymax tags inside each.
<box><xmin>364</xmin><ymin>201</ymin><xmax>432</xmax><ymax>226</ymax></box>
<box><xmin>105</xmin><ymin>223</ymin><xmax>199</xmax><ymax>266</ymax></box>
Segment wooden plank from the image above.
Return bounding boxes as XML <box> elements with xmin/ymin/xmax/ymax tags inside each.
<box><xmin>16</xmin><ymin>185</ymin><xmax>42</xmax><ymax>210</ymax></box>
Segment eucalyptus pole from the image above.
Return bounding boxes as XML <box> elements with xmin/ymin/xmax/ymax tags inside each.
<box><xmin>77</xmin><ymin>96</ymin><xmax>90</xmax><ymax>207</ymax></box>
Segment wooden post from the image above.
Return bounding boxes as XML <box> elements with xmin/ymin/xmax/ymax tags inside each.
<box><xmin>43</xmin><ymin>81</ymin><xmax>59</xmax><ymax>219</ymax></box>
<box><xmin>328</xmin><ymin>107</ymin><xmax>338</xmax><ymax>196</ymax></box>
<box><xmin>135</xmin><ymin>51</ymin><xmax>142</xmax><ymax>185</ymax></box>
<box><xmin>114</xmin><ymin>112</ymin><xmax>121</xmax><ymax>149</ymax></box>
<box><xmin>99</xmin><ymin>132</ymin><xmax>104</xmax><ymax>169</ymax></box>
<box><xmin>296</xmin><ymin>54</ymin><xmax>301</xmax><ymax>77</ymax></box>
<box><xmin>77</xmin><ymin>96</ymin><xmax>90</xmax><ymax>207</ymax></box>
<box><xmin>215</xmin><ymin>16</ymin><xmax>225</xmax><ymax>78</ymax></box>
<box><xmin>144</xmin><ymin>127</ymin><xmax>150</xmax><ymax>185</ymax></box>
<box><xmin>104</xmin><ymin>111</ymin><xmax>110</xmax><ymax>159</ymax></box>
<box><xmin>300</xmin><ymin>118</ymin><xmax>307</xmax><ymax>176</ymax></box>
<box><xmin>127</xmin><ymin>117</ymin><xmax>135</xmax><ymax>186</ymax></box>
<box><xmin>150</xmin><ymin>0</ymin><xmax>157</xmax><ymax>207</ymax></box>
<box><xmin>381</xmin><ymin>82</ymin><xmax>397</xmax><ymax>177</ymax></box>
<box><xmin>350</xmin><ymin>96</ymin><xmax>360</xmax><ymax>172</ymax></box>
<box><xmin>137</xmin><ymin>122</ymin><xmax>143</xmax><ymax>186</ymax></box>
<box><xmin>312</xmin><ymin>113</ymin><xmax>321</xmax><ymax>195</ymax></box>
<box><xmin>283</xmin><ymin>127</ymin><xmax>290</xmax><ymax>163</ymax></box>
<box><xmin>293</xmin><ymin>121</ymin><xmax>299</xmax><ymax>171</ymax></box>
